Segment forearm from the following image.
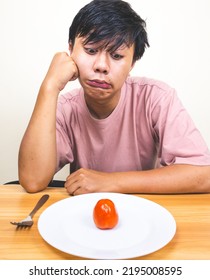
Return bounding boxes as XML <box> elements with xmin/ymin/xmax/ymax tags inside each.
<box><xmin>113</xmin><ymin>164</ymin><xmax>210</xmax><ymax>194</ymax></box>
<box><xmin>18</xmin><ymin>83</ymin><xmax>59</xmax><ymax>192</ymax></box>
<box><xmin>65</xmin><ymin>165</ymin><xmax>210</xmax><ymax>195</ymax></box>
<box><xmin>19</xmin><ymin>53</ymin><xmax>78</xmax><ymax>193</ymax></box>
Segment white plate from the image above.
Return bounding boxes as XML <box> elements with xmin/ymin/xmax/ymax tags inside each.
<box><xmin>38</xmin><ymin>193</ymin><xmax>176</xmax><ymax>259</ymax></box>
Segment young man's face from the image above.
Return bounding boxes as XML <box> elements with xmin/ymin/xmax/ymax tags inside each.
<box><xmin>70</xmin><ymin>36</ymin><xmax>135</xmax><ymax>104</ymax></box>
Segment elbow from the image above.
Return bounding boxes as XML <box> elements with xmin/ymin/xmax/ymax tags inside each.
<box><xmin>18</xmin><ymin>164</ymin><xmax>55</xmax><ymax>193</ymax></box>
<box><xmin>19</xmin><ymin>175</ymin><xmax>49</xmax><ymax>193</ymax></box>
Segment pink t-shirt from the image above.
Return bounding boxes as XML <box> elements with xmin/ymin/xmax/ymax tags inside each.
<box><xmin>56</xmin><ymin>76</ymin><xmax>210</xmax><ymax>173</ymax></box>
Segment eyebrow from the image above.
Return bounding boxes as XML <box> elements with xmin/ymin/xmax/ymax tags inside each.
<box><xmin>82</xmin><ymin>40</ymin><xmax>130</xmax><ymax>53</ymax></box>
<box><xmin>80</xmin><ymin>31</ymin><xmax>133</xmax><ymax>50</ymax></box>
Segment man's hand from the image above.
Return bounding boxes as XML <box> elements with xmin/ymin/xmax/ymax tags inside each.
<box><xmin>65</xmin><ymin>168</ymin><xmax>118</xmax><ymax>195</ymax></box>
<box><xmin>42</xmin><ymin>52</ymin><xmax>79</xmax><ymax>93</ymax></box>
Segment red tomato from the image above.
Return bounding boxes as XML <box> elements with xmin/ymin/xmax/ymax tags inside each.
<box><xmin>93</xmin><ymin>199</ymin><xmax>119</xmax><ymax>229</ymax></box>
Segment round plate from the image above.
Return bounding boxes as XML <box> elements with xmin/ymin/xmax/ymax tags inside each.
<box><xmin>38</xmin><ymin>193</ymin><xmax>176</xmax><ymax>259</ymax></box>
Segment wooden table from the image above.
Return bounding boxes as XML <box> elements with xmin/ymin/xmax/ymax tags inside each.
<box><xmin>0</xmin><ymin>184</ymin><xmax>210</xmax><ymax>260</ymax></box>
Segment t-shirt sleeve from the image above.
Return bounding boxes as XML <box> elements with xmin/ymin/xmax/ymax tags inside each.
<box><xmin>151</xmin><ymin>87</ymin><xmax>210</xmax><ymax>166</ymax></box>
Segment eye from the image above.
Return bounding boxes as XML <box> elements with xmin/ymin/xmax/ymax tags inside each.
<box><xmin>84</xmin><ymin>47</ymin><xmax>98</xmax><ymax>55</ymax></box>
<box><xmin>111</xmin><ymin>53</ymin><xmax>123</xmax><ymax>60</ymax></box>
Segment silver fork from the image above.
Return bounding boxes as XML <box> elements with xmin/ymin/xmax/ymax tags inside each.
<box><xmin>10</xmin><ymin>194</ymin><xmax>49</xmax><ymax>227</ymax></box>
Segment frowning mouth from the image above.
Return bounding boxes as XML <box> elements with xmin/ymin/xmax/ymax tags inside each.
<box><xmin>86</xmin><ymin>79</ymin><xmax>112</xmax><ymax>89</ymax></box>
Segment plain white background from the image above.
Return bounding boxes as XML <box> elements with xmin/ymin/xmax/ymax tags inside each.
<box><xmin>0</xmin><ymin>0</ymin><xmax>210</xmax><ymax>184</ymax></box>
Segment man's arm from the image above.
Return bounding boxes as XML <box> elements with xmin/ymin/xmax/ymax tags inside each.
<box><xmin>18</xmin><ymin>52</ymin><xmax>78</xmax><ymax>193</ymax></box>
<box><xmin>64</xmin><ymin>164</ymin><xmax>210</xmax><ymax>195</ymax></box>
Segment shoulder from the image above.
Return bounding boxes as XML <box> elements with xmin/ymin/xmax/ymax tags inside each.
<box><xmin>125</xmin><ymin>76</ymin><xmax>176</xmax><ymax>94</ymax></box>
<box><xmin>124</xmin><ymin>76</ymin><xmax>178</xmax><ymax>108</ymax></box>
<box><xmin>58</xmin><ymin>88</ymin><xmax>82</xmax><ymax>105</ymax></box>
<box><xmin>56</xmin><ymin>88</ymin><xmax>84</xmax><ymax>124</ymax></box>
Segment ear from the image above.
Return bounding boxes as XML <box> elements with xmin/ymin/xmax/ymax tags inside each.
<box><xmin>69</xmin><ymin>42</ymin><xmax>73</xmax><ymax>54</ymax></box>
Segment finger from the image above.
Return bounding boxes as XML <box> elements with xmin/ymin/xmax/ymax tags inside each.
<box><xmin>65</xmin><ymin>180</ymin><xmax>80</xmax><ymax>195</ymax></box>
<box><xmin>65</xmin><ymin>173</ymin><xmax>84</xmax><ymax>195</ymax></box>
<box><xmin>71</xmin><ymin>186</ymin><xmax>90</xmax><ymax>196</ymax></box>
<box><xmin>70</xmin><ymin>65</ymin><xmax>79</xmax><ymax>81</ymax></box>
<box><xmin>70</xmin><ymin>73</ymin><xmax>78</xmax><ymax>82</ymax></box>
<box><xmin>71</xmin><ymin>186</ymin><xmax>81</xmax><ymax>196</ymax></box>
<box><xmin>65</xmin><ymin>170</ymin><xmax>79</xmax><ymax>184</ymax></box>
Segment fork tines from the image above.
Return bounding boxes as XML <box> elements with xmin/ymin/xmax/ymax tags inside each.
<box><xmin>10</xmin><ymin>221</ymin><xmax>33</xmax><ymax>227</ymax></box>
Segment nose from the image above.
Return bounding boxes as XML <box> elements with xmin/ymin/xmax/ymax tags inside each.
<box><xmin>93</xmin><ymin>52</ymin><xmax>110</xmax><ymax>74</ymax></box>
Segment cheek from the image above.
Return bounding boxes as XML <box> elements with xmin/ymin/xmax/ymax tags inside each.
<box><xmin>115</xmin><ymin>65</ymin><xmax>131</xmax><ymax>81</ymax></box>
<box><xmin>74</xmin><ymin>57</ymin><xmax>90</xmax><ymax>77</ymax></box>
<box><xmin>71</xmin><ymin>49</ymin><xmax>86</xmax><ymax>67</ymax></box>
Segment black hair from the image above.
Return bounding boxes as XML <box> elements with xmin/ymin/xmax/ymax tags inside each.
<box><xmin>68</xmin><ymin>0</ymin><xmax>149</xmax><ymax>62</ymax></box>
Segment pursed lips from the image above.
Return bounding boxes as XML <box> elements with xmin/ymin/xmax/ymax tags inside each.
<box><xmin>87</xmin><ymin>79</ymin><xmax>111</xmax><ymax>89</ymax></box>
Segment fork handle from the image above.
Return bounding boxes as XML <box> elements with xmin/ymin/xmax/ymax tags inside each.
<box><xmin>29</xmin><ymin>194</ymin><xmax>49</xmax><ymax>218</ymax></box>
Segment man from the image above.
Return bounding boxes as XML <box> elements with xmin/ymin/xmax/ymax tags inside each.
<box><xmin>18</xmin><ymin>0</ymin><xmax>210</xmax><ymax>194</ymax></box>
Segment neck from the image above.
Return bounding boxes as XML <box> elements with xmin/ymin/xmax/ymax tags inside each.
<box><xmin>85</xmin><ymin>92</ymin><xmax>121</xmax><ymax>119</ymax></box>
<box><xmin>87</xmin><ymin>105</ymin><xmax>113</xmax><ymax>119</ymax></box>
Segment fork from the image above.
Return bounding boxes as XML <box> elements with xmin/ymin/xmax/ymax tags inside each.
<box><xmin>10</xmin><ymin>194</ymin><xmax>49</xmax><ymax>227</ymax></box>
